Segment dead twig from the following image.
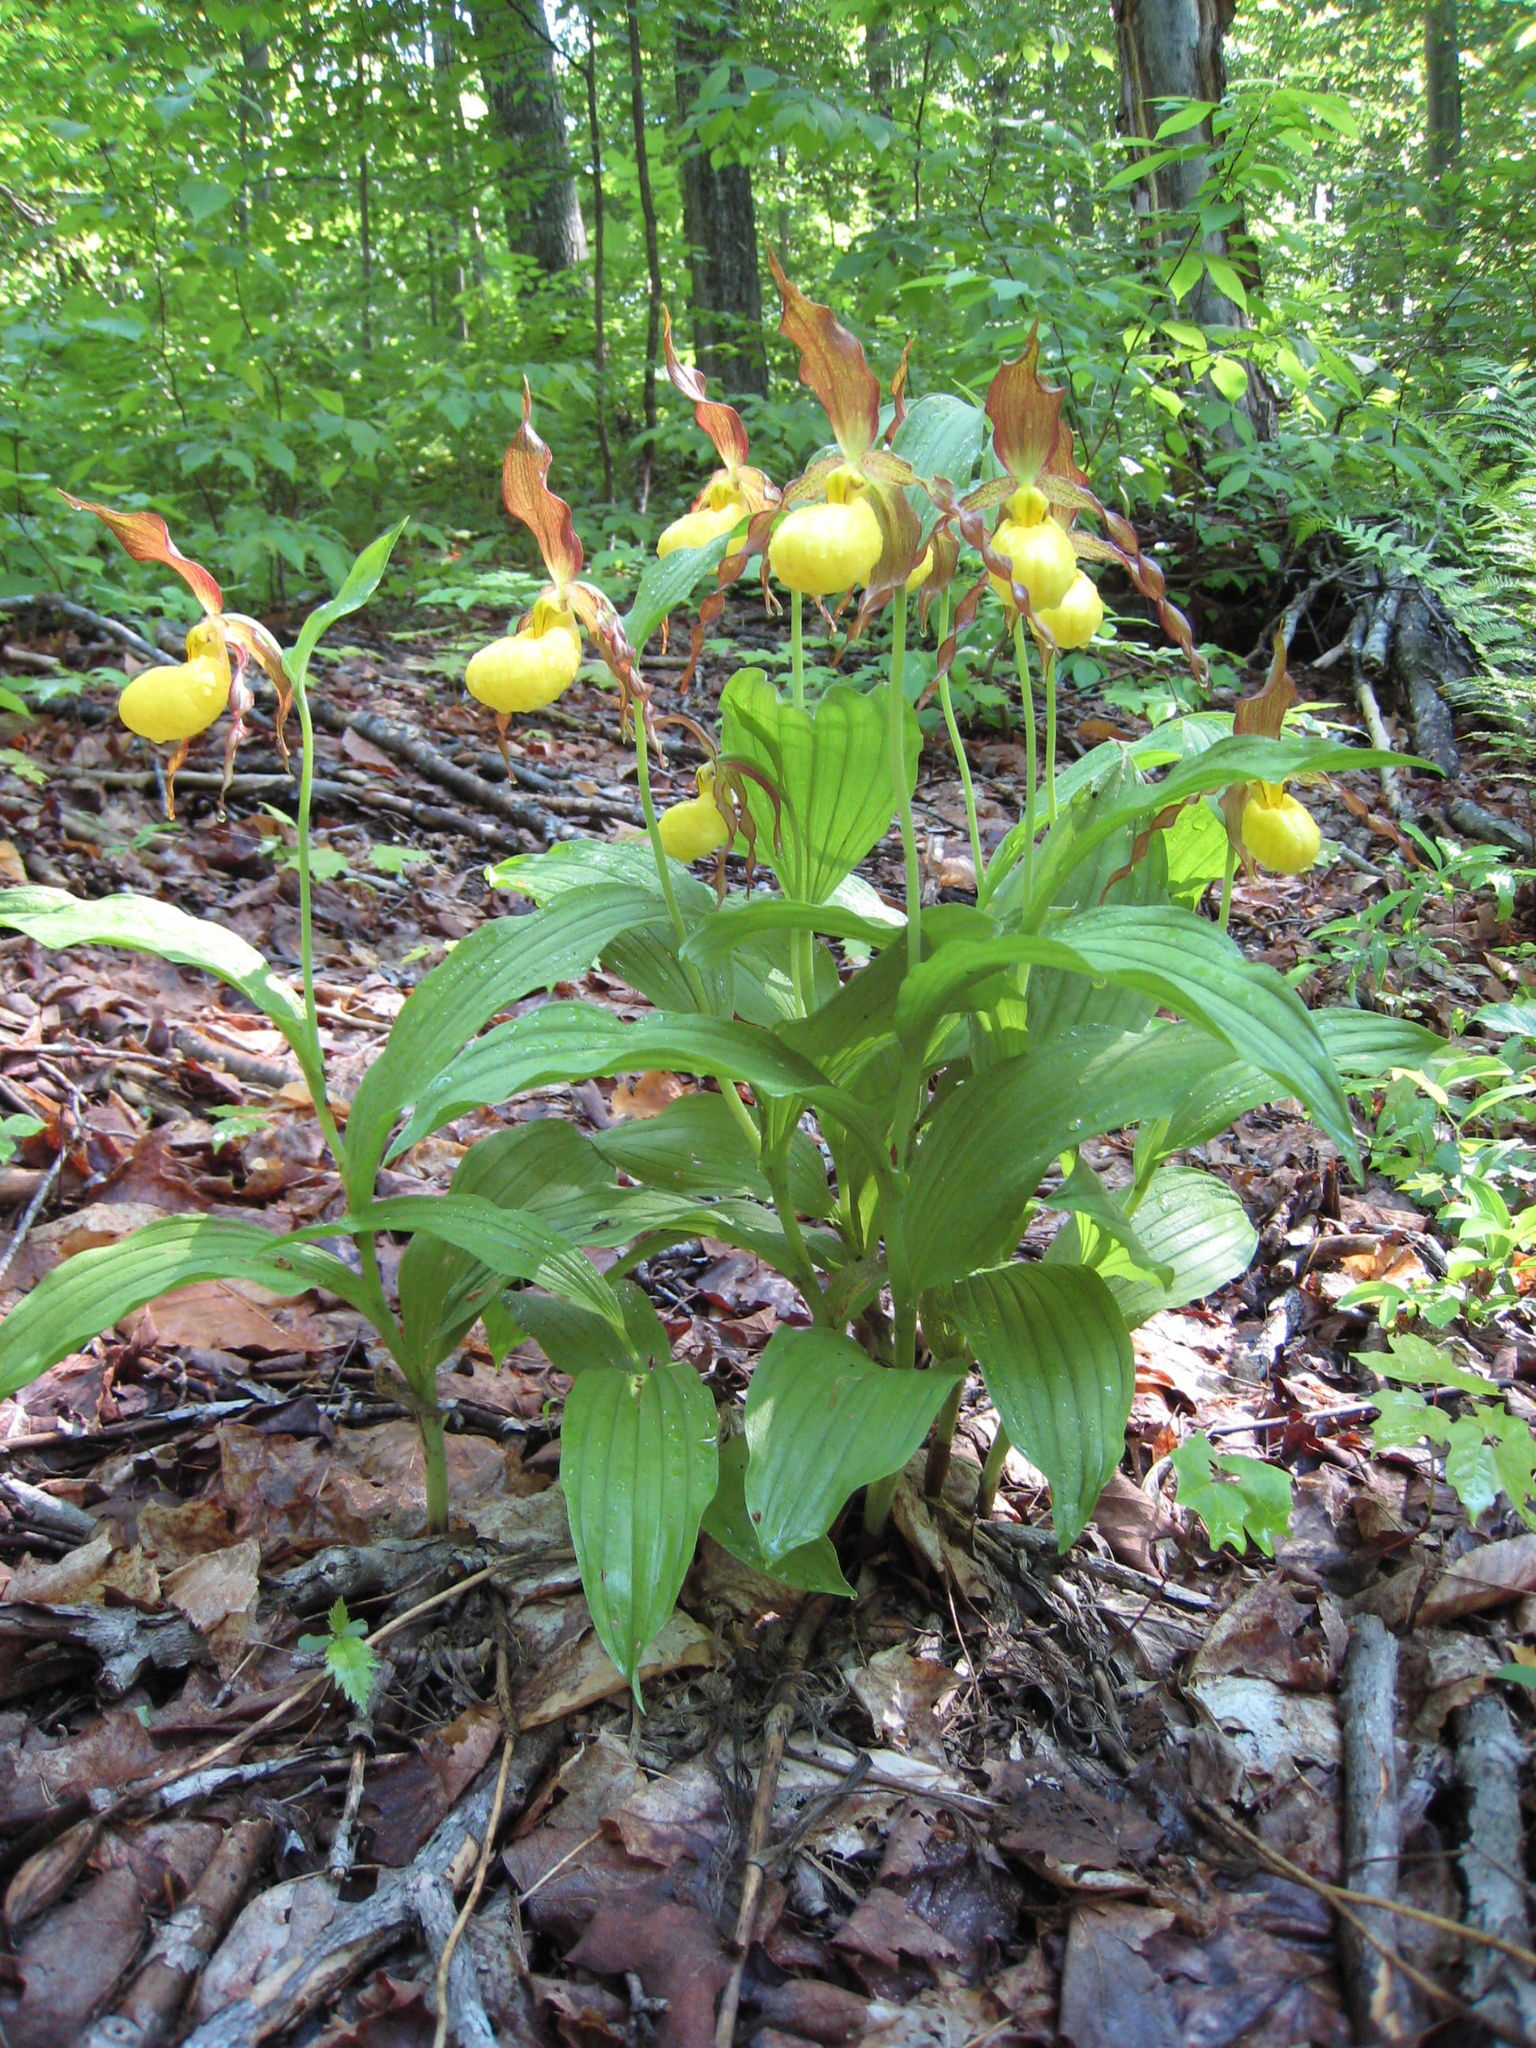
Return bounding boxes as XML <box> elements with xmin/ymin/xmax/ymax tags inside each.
<box><xmin>1455</xmin><ymin>1693</ymin><xmax>1536</xmax><ymax>2046</ymax></box>
<box><xmin>180</xmin><ymin>1729</ymin><xmax>560</xmax><ymax>2048</ymax></box>
<box><xmin>0</xmin><ymin>1141</ymin><xmax>65</xmax><ymax>1288</ymax></box>
<box><xmin>1340</xmin><ymin>1612</ymin><xmax>1418</xmax><ymax>2043</ymax></box>
<box><xmin>81</xmin><ymin>1816</ymin><xmax>273</xmax><ymax>2048</ymax></box>
<box><xmin>714</xmin><ymin>1595</ymin><xmax>835</xmax><ymax>2048</ymax></box>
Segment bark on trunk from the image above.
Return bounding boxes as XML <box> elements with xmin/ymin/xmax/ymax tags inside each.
<box><xmin>674</xmin><ymin>5</ymin><xmax>767</xmax><ymax>398</ymax></box>
<box><xmin>1425</xmin><ymin>0</ymin><xmax>1462</xmax><ymax>235</ymax></box>
<box><xmin>1113</xmin><ymin>0</ymin><xmax>1274</xmax><ymax>438</ymax></box>
<box><xmin>471</xmin><ymin>0</ymin><xmax>587</xmax><ymax>275</ymax></box>
<box><xmin>624</xmin><ymin>0</ymin><xmax>663</xmax><ymax>504</ymax></box>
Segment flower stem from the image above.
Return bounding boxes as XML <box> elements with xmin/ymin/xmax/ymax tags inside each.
<box><xmin>1041</xmin><ymin>644</ymin><xmax>1060</xmax><ymax>825</ymax></box>
<box><xmin>1219</xmin><ymin>838</ymin><xmax>1239</xmax><ymax>933</ymax></box>
<box><xmin>633</xmin><ymin>710</ymin><xmax>712</xmax><ymax>1014</ymax></box>
<box><xmin>977</xmin><ymin>1423</ymin><xmax>1011</xmax><ymax>1518</ymax></box>
<box><xmin>935</xmin><ymin>595</ymin><xmax>984</xmax><ymax>896</ymax></box>
<box><xmin>1013</xmin><ymin>621</ymin><xmax>1037</xmax><ymax>906</ymax></box>
<box><xmin>889</xmin><ymin>587</ymin><xmax>921</xmax><ymax>976</ymax></box>
<box><xmin>291</xmin><ymin>670</ymin><xmax>348</xmax><ymax>1176</ymax></box>
<box><xmin>923</xmin><ymin>1376</ymin><xmax>964</xmax><ymax>1500</ymax></box>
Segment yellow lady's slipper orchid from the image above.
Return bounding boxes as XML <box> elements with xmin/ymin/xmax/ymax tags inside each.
<box><xmin>465</xmin><ymin>598</ymin><xmax>583</xmax><ymax>714</ymax></box>
<box><xmin>1033</xmin><ymin>571</ymin><xmax>1105</xmax><ymax>650</ymax></box>
<box><xmin>1240</xmin><ymin>783</ymin><xmax>1322</xmax><ymax>874</ymax></box>
<box><xmin>657</xmin><ymin>478</ymin><xmax>749</xmax><ymax>558</ymax></box>
<box><xmin>118</xmin><ymin>655</ymin><xmax>230</xmax><ymax>744</ymax></box>
<box><xmin>658</xmin><ymin>792</ymin><xmax>731</xmax><ymax>863</ymax></box>
<box><xmin>768</xmin><ymin>465</ymin><xmax>883</xmax><ymax>597</ymax></box>
<box><xmin>905</xmin><ymin>546</ymin><xmax>934</xmax><ymax>595</ymax></box>
<box><xmin>988</xmin><ymin>485</ymin><xmax>1077</xmax><ymax>614</ymax></box>
<box><xmin>117</xmin><ymin>615</ymin><xmax>234</xmax><ymax>744</ymax></box>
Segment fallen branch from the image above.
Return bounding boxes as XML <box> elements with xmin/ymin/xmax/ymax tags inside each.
<box><xmin>82</xmin><ymin>1817</ymin><xmax>274</xmax><ymax>2048</ymax></box>
<box><xmin>181</xmin><ymin>1728</ymin><xmax>560</xmax><ymax>2048</ymax></box>
<box><xmin>1455</xmin><ymin>1694</ymin><xmax>1536</xmax><ymax>2046</ymax></box>
<box><xmin>2</xmin><ymin>595</ymin><xmax>161</xmax><ymax>662</ymax></box>
<box><xmin>1444</xmin><ymin>797</ymin><xmax>1536</xmax><ymax>859</ymax></box>
<box><xmin>305</xmin><ymin>698</ymin><xmax>568</xmax><ymax>839</ymax></box>
<box><xmin>1340</xmin><ymin>1614</ymin><xmax>1419</xmax><ymax>2043</ymax></box>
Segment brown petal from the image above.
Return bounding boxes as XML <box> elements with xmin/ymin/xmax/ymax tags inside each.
<box><xmin>770</xmin><ymin>251</ymin><xmax>880</xmax><ymax>460</ymax></box>
<box><xmin>984</xmin><ymin>332</ymin><xmax>1065</xmax><ymax>487</ymax></box>
<box><xmin>59</xmin><ymin>493</ymin><xmax>223</xmax><ymax>615</ymax></box>
<box><xmin>662</xmin><ymin>307</ymin><xmax>750</xmax><ymax>472</ymax></box>
<box><xmin>501</xmin><ymin>382</ymin><xmax>584</xmax><ymax>586</ymax></box>
<box><xmin>1233</xmin><ymin>629</ymin><xmax>1298</xmax><ymax>739</ymax></box>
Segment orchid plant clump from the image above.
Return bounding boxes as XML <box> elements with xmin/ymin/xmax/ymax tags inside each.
<box><xmin>0</xmin><ymin>269</ymin><xmax>1440</xmax><ymax>1699</ymax></box>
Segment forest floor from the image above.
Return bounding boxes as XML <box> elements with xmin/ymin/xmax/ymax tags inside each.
<box><xmin>0</xmin><ymin>596</ymin><xmax>1534</xmax><ymax>2048</ymax></box>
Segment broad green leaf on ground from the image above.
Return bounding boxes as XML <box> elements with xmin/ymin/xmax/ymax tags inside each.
<box><xmin>392</xmin><ymin>1003</ymin><xmax>830</xmax><ymax>1154</ymax></box>
<box><xmin>0</xmin><ymin>1218</ymin><xmax>375</xmax><ymax>1400</ymax></box>
<box><xmin>0</xmin><ymin>887</ymin><xmax>305</xmax><ymax>1044</ymax></box>
<box><xmin>890</xmin><ymin>393</ymin><xmax>988</xmax><ymax>490</ymax></box>
<box><xmin>1076</xmin><ymin>1166</ymin><xmax>1258</xmax><ymax>1328</ymax></box>
<box><xmin>291</xmin><ymin>520</ymin><xmax>409</xmax><ymax>673</ymax></box>
<box><xmin>561</xmin><ymin>1363</ymin><xmax>719</xmax><ymax>1696</ymax></box>
<box><xmin>702</xmin><ymin>1434</ymin><xmax>853</xmax><ymax>1596</ymax></box>
<box><xmin>347</xmin><ymin>885</ymin><xmax>667</xmax><ymax>1183</ymax></box>
<box><xmin>498</xmin><ymin>1279</ymin><xmax>673</xmax><ymax>1377</ymax></box>
<box><xmin>1314</xmin><ymin>1009</ymin><xmax>1448</xmax><ymax>1081</ymax></box>
<box><xmin>946</xmin><ymin>1262</ymin><xmax>1133</xmax><ymax>1548</ymax></box>
<box><xmin>1171</xmin><ymin>1433</ymin><xmax>1293</xmax><ymax>1556</ymax></box>
<box><xmin>720</xmin><ymin>667</ymin><xmax>918</xmax><ymax>904</ymax></box>
<box><xmin>742</xmin><ymin>1327</ymin><xmax>960</xmax><ymax>1562</ymax></box>
<box><xmin>351</xmin><ymin>1193</ymin><xmax>623</xmax><ymax>1328</ymax></box>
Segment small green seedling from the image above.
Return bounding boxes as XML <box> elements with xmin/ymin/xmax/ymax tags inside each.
<box><xmin>297</xmin><ymin>1597</ymin><xmax>381</xmax><ymax>1714</ymax></box>
<box><xmin>1172</xmin><ymin>1431</ymin><xmax>1294</xmax><ymax>1555</ymax></box>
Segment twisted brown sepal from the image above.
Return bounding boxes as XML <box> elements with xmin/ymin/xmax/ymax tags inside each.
<box><xmin>984</xmin><ymin>334</ymin><xmax>1066</xmax><ymax>490</ymax></box>
<box><xmin>502</xmin><ymin>382</ymin><xmax>583</xmax><ymax>587</ymax></box>
<box><xmin>884</xmin><ymin>338</ymin><xmax>914</xmax><ymax>446</ymax></box>
<box><xmin>222</xmin><ymin>612</ymin><xmax>296</xmax><ymax>763</ymax></box>
<box><xmin>565</xmin><ymin>580</ymin><xmax>646</xmax><ymax>721</ymax></box>
<box><xmin>161</xmin><ymin>739</ymin><xmax>191</xmax><ymax>821</ymax></box>
<box><xmin>218</xmin><ymin>662</ymin><xmax>257</xmax><ymax>817</ymax></box>
<box><xmin>662</xmin><ymin>307</ymin><xmax>749</xmax><ymax>474</ymax></box>
<box><xmin>1219</xmin><ymin>629</ymin><xmax>1298</xmax><ymax>855</ymax></box>
<box><xmin>59</xmin><ymin>493</ymin><xmax>224</xmax><ymax>617</ymax></box>
<box><xmin>770</xmin><ymin>251</ymin><xmax>880</xmax><ymax>462</ymax></box>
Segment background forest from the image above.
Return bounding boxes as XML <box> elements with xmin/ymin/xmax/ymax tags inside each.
<box><xmin>6</xmin><ymin>0</ymin><xmax>1536</xmax><ymax>705</ymax></box>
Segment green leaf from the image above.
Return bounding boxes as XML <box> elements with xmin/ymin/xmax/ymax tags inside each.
<box><xmin>1380</xmin><ymin>1331</ymin><xmax>1493</xmax><ymax>1397</ymax></box>
<box><xmin>179</xmin><ymin>176</ymin><xmax>234</xmax><ymax>225</ymax></box>
<box><xmin>1153</xmin><ymin>98</ymin><xmax>1218</xmax><ymax>139</ymax></box>
<box><xmin>1203</xmin><ymin>255</ymin><xmax>1250</xmax><ymax>312</ymax></box>
<box><xmin>354</xmin><ymin>1193</ymin><xmax>623</xmax><ymax>1329</ymax></box>
<box><xmin>742</xmin><ymin>1328</ymin><xmax>960</xmax><ymax>1561</ymax></box>
<box><xmin>1083</xmin><ymin>1166</ymin><xmax>1258</xmax><ymax>1328</ymax></box>
<box><xmin>0</xmin><ymin>887</ymin><xmax>305</xmax><ymax>1050</ymax></box>
<box><xmin>291</xmin><ymin>521</ymin><xmax>410</xmax><ymax>677</ymax></box>
<box><xmin>701</xmin><ymin>1435</ymin><xmax>853</xmax><ymax>1595</ymax></box>
<box><xmin>349</xmin><ymin>886</ymin><xmax>667</xmax><ymax>1184</ymax></box>
<box><xmin>889</xmin><ymin>394</ymin><xmax>988</xmax><ymax>492</ymax></box>
<box><xmin>1171</xmin><ymin>1433</ymin><xmax>1292</xmax><ymax>1555</ymax></box>
<box><xmin>1444</xmin><ymin>1415</ymin><xmax>1500</xmax><ymax>1525</ymax></box>
<box><xmin>297</xmin><ymin>1599</ymin><xmax>381</xmax><ymax>1712</ymax></box>
<box><xmin>506</xmin><ymin>1280</ymin><xmax>672</xmax><ymax>1376</ymax></box>
<box><xmin>720</xmin><ymin>668</ymin><xmax>917</xmax><ymax>904</ymax></box>
<box><xmin>561</xmin><ymin>1364</ymin><xmax>719</xmax><ymax>1696</ymax></box>
<box><xmin>946</xmin><ymin>1263</ymin><xmax>1132</xmax><ymax>1547</ymax></box>
<box><xmin>593</xmin><ymin>1092</ymin><xmax>830</xmax><ymax>1216</ymax></box>
<box><xmin>1315</xmin><ymin>1010</ymin><xmax>1448</xmax><ymax>1082</ymax></box>
<box><xmin>1208</xmin><ymin>356</ymin><xmax>1249</xmax><ymax>403</ymax></box>
<box><xmin>0</xmin><ymin>1218</ymin><xmax>374</xmax><ymax>1401</ymax></box>
<box><xmin>622</xmin><ymin>532</ymin><xmax>736</xmax><ymax>653</ymax></box>
<box><xmin>682</xmin><ymin>895</ymin><xmax>901</xmax><ymax>975</ymax></box>
<box><xmin>393</xmin><ymin>1003</ymin><xmax>830</xmax><ymax>1155</ymax></box>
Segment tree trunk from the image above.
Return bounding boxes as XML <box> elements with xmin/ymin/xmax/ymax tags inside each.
<box><xmin>1113</xmin><ymin>0</ymin><xmax>1274</xmax><ymax>438</ymax></box>
<box><xmin>624</xmin><ymin>0</ymin><xmax>663</xmax><ymax>506</ymax></box>
<box><xmin>865</xmin><ymin>4</ymin><xmax>897</xmax><ymax>221</ymax></box>
<box><xmin>674</xmin><ymin>5</ymin><xmax>767</xmax><ymax>398</ymax></box>
<box><xmin>1425</xmin><ymin>0</ymin><xmax>1462</xmax><ymax>234</ymax></box>
<box><xmin>471</xmin><ymin>0</ymin><xmax>587</xmax><ymax>275</ymax></box>
<box><xmin>582</xmin><ymin>9</ymin><xmax>615</xmax><ymax>500</ymax></box>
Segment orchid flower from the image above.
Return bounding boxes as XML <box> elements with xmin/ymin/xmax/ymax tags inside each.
<box><xmin>60</xmin><ymin>492</ymin><xmax>294</xmax><ymax>815</ymax></box>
